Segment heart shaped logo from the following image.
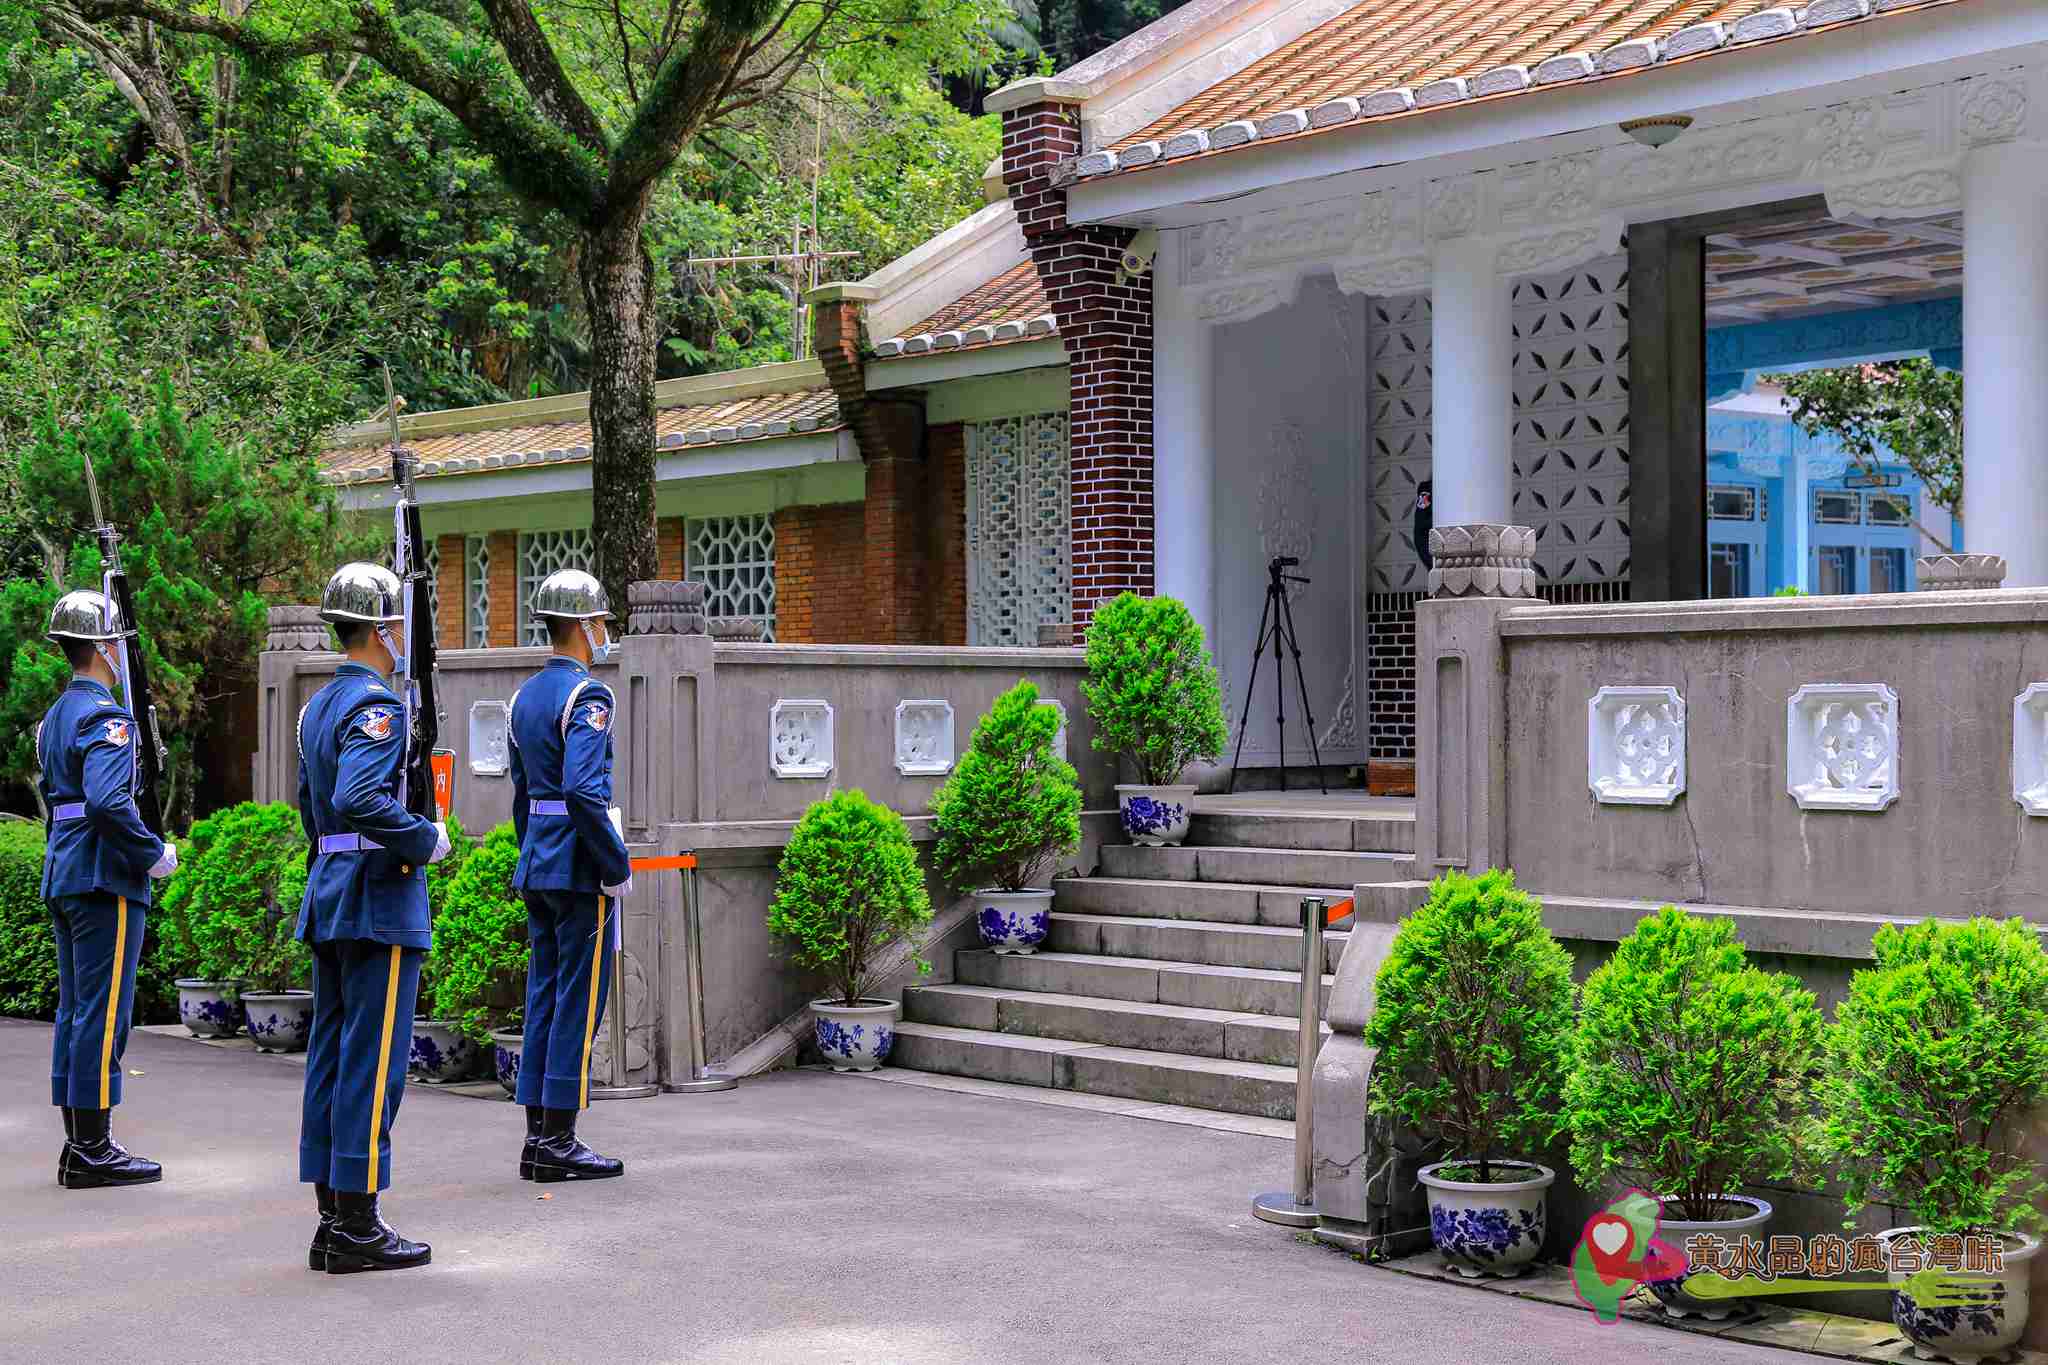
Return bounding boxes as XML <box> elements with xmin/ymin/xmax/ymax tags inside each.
<box><xmin>1591</xmin><ymin>1218</ymin><xmax>1631</xmax><ymax>1256</ymax></box>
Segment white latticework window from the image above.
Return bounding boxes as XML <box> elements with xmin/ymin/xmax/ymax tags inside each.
<box><xmin>465</xmin><ymin>536</ymin><xmax>491</xmax><ymax>648</ymax></box>
<box><xmin>517</xmin><ymin>529</ymin><xmax>593</xmax><ymax>645</ymax></box>
<box><xmin>966</xmin><ymin>411</ymin><xmax>1070</xmax><ymax>646</ymax></box>
<box><xmin>423</xmin><ymin>540</ymin><xmax>440</xmax><ymax>623</ymax></box>
<box><xmin>686</xmin><ymin>514</ymin><xmax>777</xmax><ymax>640</ymax></box>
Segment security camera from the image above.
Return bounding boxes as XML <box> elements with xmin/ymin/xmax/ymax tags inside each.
<box><xmin>1117</xmin><ymin>228</ymin><xmax>1160</xmax><ymax>284</ymax></box>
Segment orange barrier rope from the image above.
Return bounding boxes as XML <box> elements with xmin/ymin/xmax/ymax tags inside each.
<box><xmin>630</xmin><ymin>854</ymin><xmax>698</xmax><ymax>872</ymax></box>
<box><xmin>1324</xmin><ymin>897</ymin><xmax>1354</xmax><ymax>925</ymax></box>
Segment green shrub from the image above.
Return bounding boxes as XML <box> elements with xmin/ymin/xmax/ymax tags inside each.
<box><xmin>1081</xmin><ymin>593</ymin><xmax>1228</xmax><ymax>786</ymax></box>
<box><xmin>1773</xmin><ymin>585</ymin><xmax>1809</xmax><ymax>597</ymax></box>
<box><xmin>1565</xmin><ymin>907</ymin><xmax>1822</xmax><ymax>1220</ymax></box>
<box><xmin>1365</xmin><ymin>870</ymin><xmax>1575</xmax><ymax>1181</ymax></box>
<box><xmin>428</xmin><ymin>822</ymin><xmax>528</xmax><ymax>1043</ymax></box>
<box><xmin>416</xmin><ymin>813</ymin><xmax>472</xmax><ymax>1003</ymax></box>
<box><xmin>769</xmin><ymin>790</ymin><xmax>931</xmax><ymax>1008</ymax></box>
<box><xmin>931</xmin><ymin>681</ymin><xmax>1082</xmax><ymax>893</ymax></box>
<box><xmin>1818</xmin><ymin>918</ymin><xmax>2048</xmax><ymax>1235</ymax></box>
<box><xmin>155</xmin><ymin>801</ymin><xmax>309</xmax><ymax>994</ymax></box>
<box><xmin>0</xmin><ymin>820</ymin><xmax>56</xmax><ymax>1017</ymax></box>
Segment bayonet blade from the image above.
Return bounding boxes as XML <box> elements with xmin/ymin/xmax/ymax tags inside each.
<box><xmin>80</xmin><ymin>448</ymin><xmax>108</xmax><ymax>531</ymax></box>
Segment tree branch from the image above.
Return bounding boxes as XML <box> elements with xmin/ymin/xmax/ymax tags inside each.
<box><xmin>476</xmin><ymin>0</ymin><xmax>611</xmax><ymax>150</ymax></box>
<box><xmin>606</xmin><ymin>0</ymin><xmax>783</xmax><ymax>195</ymax></box>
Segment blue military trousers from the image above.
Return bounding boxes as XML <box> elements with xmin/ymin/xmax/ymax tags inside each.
<box><xmin>300</xmin><ymin>939</ymin><xmax>422</xmax><ymax>1193</ymax></box>
<box><xmin>48</xmin><ymin>892</ymin><xmax>146</xmax><ymax>1109</ymax></box>
<box><xmin>517</xmin><ymin>890</ymin><xmax>615</xmax><ymax>1111</ymax></box>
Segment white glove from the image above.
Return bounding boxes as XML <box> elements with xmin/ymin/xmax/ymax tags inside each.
<box><xmin>607</xmin><ymin>806</ymin><xmax>624</xmax><ymax>839</ymax></box>
<box><xmin>147</xmin><ymin>842</ymin><xmax>179</xmax><ymax>879</ymax></box>
<box><xmin>602</xmin><ymin>876</ymin><xmax>633</xmax><ymax>901</ymax></box>
<box><xmin>428</xmin><ymin>820</ymin><xmax>452</xmax><ymax>865</ymax></box>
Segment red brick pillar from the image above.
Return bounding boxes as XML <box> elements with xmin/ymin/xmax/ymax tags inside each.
<box><xmin>1001</xmin><ymin>97</ymin><xmax>1154</xmax><ymax>630</ymax></box>
<box><xmin>657</xmin><ymin>516</ymin><xmax>686</xmax><ymax>583</ymax></box>
<box><xmin>435</xmin><ymin>534</ymin><xmax>464</xmax><ymax>649</ymax></box>
<box><xmin>486</xmin><ymin>530</ymin><xmax>518</xmax><ymax>647</ymax></box>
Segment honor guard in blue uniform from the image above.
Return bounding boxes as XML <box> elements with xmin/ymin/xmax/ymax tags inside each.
<box><xmin>508</xmin><ymin>568</ymin><xmax>632</xmax><ymax>1182</ymax></box>
<box><xmin>295</xmin><ymin>563</ymin><xmax>450</xmax><ymax>1273</ymax></box>
<box><xmin>38</xmin><ymin>589</ymin><xmax>177</xmax><ymax>1188</ymax></box>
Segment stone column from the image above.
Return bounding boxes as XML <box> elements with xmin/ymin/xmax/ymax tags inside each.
<box><xmin>1963</xmin><ymin>141</ymin><xmax>2048</xmax><ymax>585</ymax></box>
<box><xmin>1430</xmin><ymin>239</ymin><xmax>1513</xmax><ymax>528</ymax></box>
<box><xmin>1152</xmin><ymin>261</ymin><xmax>1216</xmax><ymax>643</ymax></box>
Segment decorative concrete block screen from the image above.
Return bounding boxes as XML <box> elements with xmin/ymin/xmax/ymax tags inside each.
<box><xmin>1786</xmin><ymin>684</ymin><xmax>1899</xmax><ymax>812</ymax></box>
<box><xmin>769</xmin><ymin>699</ymin><xmax>834</xmax><ymax>778</ymax></box>
<box><xmin>965</xmin><ymin>411</ymin><xmax>1071</xmax><ymax>647</ymax></box>
<box><xmin>687</xmin><ymin>513</ymin><xmax>777</xmax><ymax>640</ymax></box>
<box><xmin>2014</xmin><ymin>684</ymin><xmax>2048</xmax><ymax>816</ymax></box>
<box><xmin>517</xmin><ymin>528</ymin><xmax>593</xmax><ymax>645</ymax></box>
<box><xmin>893</xmin><ymin>700</ymin><xmax>955</xmax><ymax>776</ymax></box>
<box><xmin>1586</xmin><ymin>686</ymin><xmax>1685</xmax><ymax>806</ymax></box>
<box><xmin>464</xmin><ymin>535</ymin><xmax>491</xmax><ymax>648</ymax></box>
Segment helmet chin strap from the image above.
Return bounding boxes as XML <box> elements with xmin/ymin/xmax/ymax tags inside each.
<box><xmin>93</xmin><ymin>641</ymin><xmax>122</xmax><ymax>685</ymax></box>
<box><xmin>375</xmin><ymin>624</ymin><xmax>406</xmax><ymax>677</ymax></box>
<box><xmin>579</xmin><ymin>618</ymin><xmax>616</xmax><ymax>664</ymax></box>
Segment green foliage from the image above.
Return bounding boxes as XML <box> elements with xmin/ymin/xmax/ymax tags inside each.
<box><xmin>1364</xmin><ymin>870</ymin><xmax>1576</xmax><ymax>1179</ymax></box>
<box><xmin>428</xmin><ymin>823</ymin><xmax>529</xmax><ymax>1043</ymax></box>
<box><xmin>1081</xmin><ymin>593</ymin><xmax>1228</xmax><ymax>786</ymax></box>
<box><xmin>931</xmin><ymin>680</ymin><xmax>1081</xmax><ymax>893</ymax></box>
<box><xmin>769</xmin><ymin>790</ymin><xmax>932</xmax><ymax>1007</ymax></box>
<box><xmin>0</xmin><ymin>819</ymin><xmax>56</xmax><ymax>1017</ymax></box>
<box><xmin>155</xmin><ymin>802</ymin><xmax>311</xmax><ymax>994</ymax></box>
<box><xmin>1770</xmin><ymin>361</ymin><xmax>1964</xmax><ymax>539</ymax></box>
<box><xmin>1773</xmin><ymin>586</ymin><xmax>1808</xmax><ymax>597</ymax></box>
<box><xmin>1818</xmin><ymin>918</ymin><xmax>2048</xmax><ymax>1235</ymax></box>
<box><xmin>1565</xmin><ymin>907</ymin><xmax>1823</xmax><ymax>1220</ymax></box>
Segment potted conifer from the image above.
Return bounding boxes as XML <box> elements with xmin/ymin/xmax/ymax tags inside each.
<box><xmin>769</xmin><ymin>791</ymin><xmax>932</xmax><ymax>1071</ymax></box>
<box><xmin>1365</xmin><ymin>869</ymin><xmax>1575</xmax><ymax>1278</ymax></box>
<box><xmin>409</xmin><ymin>816</ymin><xmax>485</xmax><ymax>1082</ymax></box>
<box><xmin>165</xmin><ymin>802</ymin><xmax>312</xmax><ymax>1051</ymax></box>
<box><xmin>1565</xmin><ymin>907</ymin><xmax>1823</xmax><ymax>1319</ymax></box>
<box><xmin>1820</xmin><ymin>917</ymin><xmax>2048</xmax><ymax>1362</ymax></box>
<box><xmin>1082</xmin><ymin>593</ymin><xmax>1228</xmax><ymax>847</ymax></box>
<box><xmin>426</xmin><ymin>824</ymin><xmax>530</xmax><ymax>1093</ymax></box>
<box><xmin>931</xmin><ymin>680</ymin><xmax>1082</xmax><ymax>955</ymax></box>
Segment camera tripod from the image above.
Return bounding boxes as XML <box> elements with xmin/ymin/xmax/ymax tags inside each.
<box><xmin>1226</xmin><ymin>555</ymin><xmax>1328</xmax><ymax>795</ymax></box>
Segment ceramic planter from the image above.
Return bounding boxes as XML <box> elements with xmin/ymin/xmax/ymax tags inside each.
<box><xmin>1645</xmin><ymin>1195</ymin><xmax>1773</xmax><ymax>1320</ymax></box>
<box><xmin>175</xmin><ymin>978</ymin><xmax>246</xmax><ymax>1038</ymax></box>
<box><xmin>975</xmin><ymin>889</ymin><xmax>1054</xmax><ymax>954</ymax></box>
<box><xmin>490</xmin><ymin>1029</ymin><xmax>525</xmax><ymax>1097</ymax></box>
<box><xmin>1883</xmin><ymin>1227</ymin><xmax>2039</xmax><ymax>1363</ymax></box>
<box><xmin>1117</xmin><ymin>783</ymin><xmax>1196</xmax><ymax>846</ymax></box>
<box><xmin>812</xmin><ymin>999</ymin><xmax>897</xmax><ymax>1072</ymax></box>
<box><xmin>1418</xmin><ymin>1159</ymin><xmax>1554</xmax><ymax>1278</ymax></box>
<box><xmin>410</xmin><ymin>1020</ymin><xmax>483</xmax><ymax>1083</ymax></box>
<box><xmin>242</xmin><ymin>990</ymin><xmax>314</xmax><ymax>1052</ymax></box>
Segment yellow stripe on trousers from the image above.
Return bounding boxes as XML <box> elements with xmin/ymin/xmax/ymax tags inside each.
<box><xmin>579</xmin><ymin>896</ymin><xmax>607</xmax><ymax>1109</ymax></box>
<box><xmin>99</xmin><ymin>897</ymin><xmax>128</xmax><ymax>1109</ymax></box>
<box><xmin>365</xmin><ymin>945</ymin><xmax>402</xmax><ymax>1191</ymax></box>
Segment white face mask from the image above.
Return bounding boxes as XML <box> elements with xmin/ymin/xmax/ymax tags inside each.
<box><xmin>580</xmin><ymin>619</ymin><xmax>617</xmax><ymax>664</ymax></box>
<box><xmin>375</xmin><ymin>625</ymin><xmax>407</xmax><ymax>675</ymax></box>
<box><xmin>94</xmin><ymin>641</ymin><xmax>122</xmax><ymax>685</ymax></box>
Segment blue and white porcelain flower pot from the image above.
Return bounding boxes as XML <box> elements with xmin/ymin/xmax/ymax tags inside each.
<box><xmin>1644</xmin><ymin>1195</ymin><xmax>1772</xmax><ymax>1319</ymax></box>
<box><xmin>1117</xmin><ymin>783</ymin><xmax>1196</xmax><ymax>847</ymax></box>
<box><xmin>242</xmin><ymin>990</ymin><xmax>314</xmax><ymax>1052</ymax></box>
<box><xmin>976</xmin><ymin>889</ymin><xmax>1054</xmax><ymax>955</ymax></box>
<box><xmin>410</xmin><ymin>1019</ymin><xmax>482</xmax><ymax>1083</ymax></box>
<box><xmin>1883</xmin><ymin>1227</ymin><xmax>2038</xmax><ymax>1363</ymax></box>
<box><xmin>1419</xmin><ymin>1159</ymin><xmax>1554</xmax><ymax>1279</ymax></box>
<box><xmin>812</xmin><ymin>999</ymin><xmax>897</xmax><ymax>1072</ymax></box>
<box><xmin>176</xmin><ymin>978</ymin><xmax>246</xmax><ymax>1039</ymax></box>
<box><xmin>490</xmin><ymin>1029</ymin><xmax>525</xmax><ymax>1096</ymax></box>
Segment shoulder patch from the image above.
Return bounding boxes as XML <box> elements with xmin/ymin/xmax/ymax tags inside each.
<box><xmin>578</xmin><ymin>702</ymin><xmax>610</xmax><ymax>732</ymax></box>
<box><xmin>356</xmin><ymin>707</ymin><xmax>397</xmax><ymax>742</ymax></box>
<box><xmin>102</xmin><ymin>719</ymin><xmax>132</xmax><ymax>748</ymax></box>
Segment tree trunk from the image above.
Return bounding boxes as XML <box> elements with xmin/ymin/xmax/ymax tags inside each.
<box><xmin>578</xmin><ymin>206</ymin><xmax>661</xmax><ymax>614</ymax></box>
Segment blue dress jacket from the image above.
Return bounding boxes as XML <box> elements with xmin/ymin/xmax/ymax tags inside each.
<box><xmin>509</xmin><ymin>656</ymin><xmax>632</xmax><ymax>894</ymax></box>
<box><xmin>294</xmin><ymin>662</ymin><xmax>440</xmax><ymax>947</ymax></box>
<box><xmin>37</xmin><ymin>678</ymin><xmax>164</xmax><ymax>906</ymax></box>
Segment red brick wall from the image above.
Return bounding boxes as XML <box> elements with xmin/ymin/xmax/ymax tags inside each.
<box><xmin>435</xmin><ymin>534</ymin><xmax>464</xmax><ymax>650</ymax></box>
<box><xmin>774</xmin><ymin>503</ymin><xmax>866</xmax><ymax>643</ymax></box>
<box><xmin>657</xmin><ymin>516</ymin><xmax>685</xmax><ymax>582</ymax></box>
<box><xmin>486</xmin><ymin>530</ymin><xmax>518</xmax><ymax>647</ymax></box>
<box><xmin>928</xmin><ymin>423</ymin><xmax>967</xmax><ymax>646</ymax></box>
<box><xmin>1002</xmin><ymin>99</ymin><xmax>1154</xmax><ymax>630</ymax></box>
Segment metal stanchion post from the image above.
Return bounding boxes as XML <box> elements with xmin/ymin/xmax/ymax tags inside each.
<box><xmin>590</xmin><ymin>890</ymin><xmax>658</xmax><ymax>1100</ymax></box>
<box><xmin>1252</xmin><ymin>895</ymin><xmax>1325</xmax><ymax>1226</ymax></box>
<box><xmin>663</xmin><ymin>857</ymin><xmax>736</xmax><ymax>1093</ymax></box>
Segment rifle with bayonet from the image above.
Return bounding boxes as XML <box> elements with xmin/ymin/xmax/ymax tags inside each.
<box><xmin>383</xmin><ymin>365</ymin><xmax>452</xmax><ymax>822</ymax></box>
<box><xmin>79</xmin><ymin>452</ymin><xmax>167</xmax><ymax>836</ymax></box>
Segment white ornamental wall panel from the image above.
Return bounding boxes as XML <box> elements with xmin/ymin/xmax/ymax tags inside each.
<box><xmin>1786</xmin><ymin>684</ymin><xmax>1900</xmax><ymax>812</ymax></box>
<box><xmin>966</xmin><ymin>412</ymin><xmax>1071</xmax><ymax>646</ymax></box>
<box><xmin>517</xmin><ymin>528</ymin><xmax>594</xmax><ymax>645</ymax></box>
<box><xmin>464</xmin><ymin>535</ymin><xmax>491</xmax><ymax>647</ymax></box>
<box><xmin>469</xmin><ymin>700</ymin><xmax>511</xmax><ymax>776</ymax></box>
<box><xmin>894</xmin><ymin>700</ymin><xmax>955</xmax><ymax>776</ymax></box>
<box><xmin>1587</xmin><ymin>686</ymin><xmax>1685</xmax><ymax>806</ymax></box>
<box><xmin>2014</xmin><ymin>684</ymin><xmax>2048</xmax><ymax>815</ymax></box>
<box><xmin>770</xmin><ymin>700</ymin><xmax>834</xmax><ymax>779</ymax></box>
<box><xmin>1368</xmin><ymin>292</ymin><xmax>1433</xmax><ymax>591</ymax></box>
<box><xmin>687</xmin><ymin>513</ymin><xmax>777</xmax><ymax>639</ymax></box>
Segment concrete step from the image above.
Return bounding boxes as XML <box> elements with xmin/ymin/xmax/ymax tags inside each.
<box><xmin>1098</xmin><ymin>844</ymin><xmax>1412</xmax><ymax>888</ymax></box>
<box><xmin>903</xmin><ymin>983</ymin><xmax>1328</xmax><ymax>1065</ymax></box>
<box><xmin>954</xmin><ymin>948</ymin><xmax>1331</xmax><ymax>1017</ymax></box>
<box><xmin>1046</xmin><ymin>912</ymin><xmax>1346</xmax><ymax>974</ymax></box>
<box><xmin>1186</xmin><ymin>810</ymin><xmax>1415</xmax><ymax>855</ymax></box>
<box><xmin>889</xmin><ymin>1021</ymin><xmax>1301</xmax><ymax>1119</ymax></box>
<box><xmin>1053</xmin><ymin>876</ymin><xmax>1353</xmax><ymax>928</ymax></box>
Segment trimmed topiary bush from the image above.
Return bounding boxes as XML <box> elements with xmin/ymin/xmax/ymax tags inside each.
<box><xmin>769</xmin><ymin>790</ymin><xmax>931</xmax><ymax>1008</ymax></box>
<box><xmin>156</xmin><ymin>801</ymin><xmax>310</xmax><ymax>994</ymax></box>
<box><xmin>1566</xmin><ymin>906</ymin><xmax>1823</xmax><ymax>1220</ymax></box>
<box><xmin>931</xmin><ymin>680</ymin><xmax>1081</xmax><ymax>893</ymax></box>
<box><xmin>1819</xmin><ymin>917</ymin><xmax>2048</xmax><ymax>1235</ymax></box>
<box><xmin>0</xmin><ymin>819</ymin><xmax>57</xmax><ymax>1017</ymax></box>
<box><xmin>1081</xmin><ymin>593</ymin><xmax>1228</xmax><ymax>786</ymax></box>
<box><xmin>1365</xmin><ymin>869</ymin><xmax>1575</xmax><ymax>1181</ymax></box>
<box><xmin>428</xmin><ymin>822</ymin><xmax>528</xmax><ymax>1044</ymax></box>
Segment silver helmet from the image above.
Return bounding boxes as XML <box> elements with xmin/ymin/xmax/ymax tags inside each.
<box><xmin>319</xmin><ymin>562</ymin><xmax>405</xmax><ymax>624</ymax></box>
<box><xmin>46</xmin><ymin>589</ymin><xmax>123</xmax><ymax>643</ymax></box>
<box><xmin>530</xmin><ymin>568</ymin><xmax>611</xmax><ymax>621</ymax></box>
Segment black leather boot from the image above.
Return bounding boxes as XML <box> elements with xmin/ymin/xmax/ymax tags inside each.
<box><xmin>59</xmin><ymin>1108</ymin><xmax>161</xmax><ymax>1189</ymax></box>
<box><xmin>531</xmin><ymin>1107</ymin><xmax>623</xmax><ymax>1183</ymax></box>
<box><xmin>519</xmin><ymin>1105</ymin><xmax>543</xmax><ymax>1180</ymax></box>
<box><xmin>324</xmin><ymin>1191</ymin><xmax>431</xmax><ymax>1274</ymax></box>
<box><xmin>58</xmin><ymin>1107</ymin><xmax>77</xmax><ymax>1186</ymax></box>
<box><xmin>309</xmin><ymin>1183</ymin><xmax>338</xmax><ymax>1271</ymax></box>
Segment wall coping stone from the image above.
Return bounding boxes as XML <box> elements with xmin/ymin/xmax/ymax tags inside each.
<box><xmin>711</xmin><ymin>643</ymin><xmax>1092</xmax><ymax>668</ymax></box>
<box><xmin>1917</xmin><ymin>552</ymin><xmax>2008</xmax><ymax>590</ymax></box>
<box><xmin>1499</xmin><ymin>587</ymin><xmax>2048</xmax><ymax>638</ymax></box>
